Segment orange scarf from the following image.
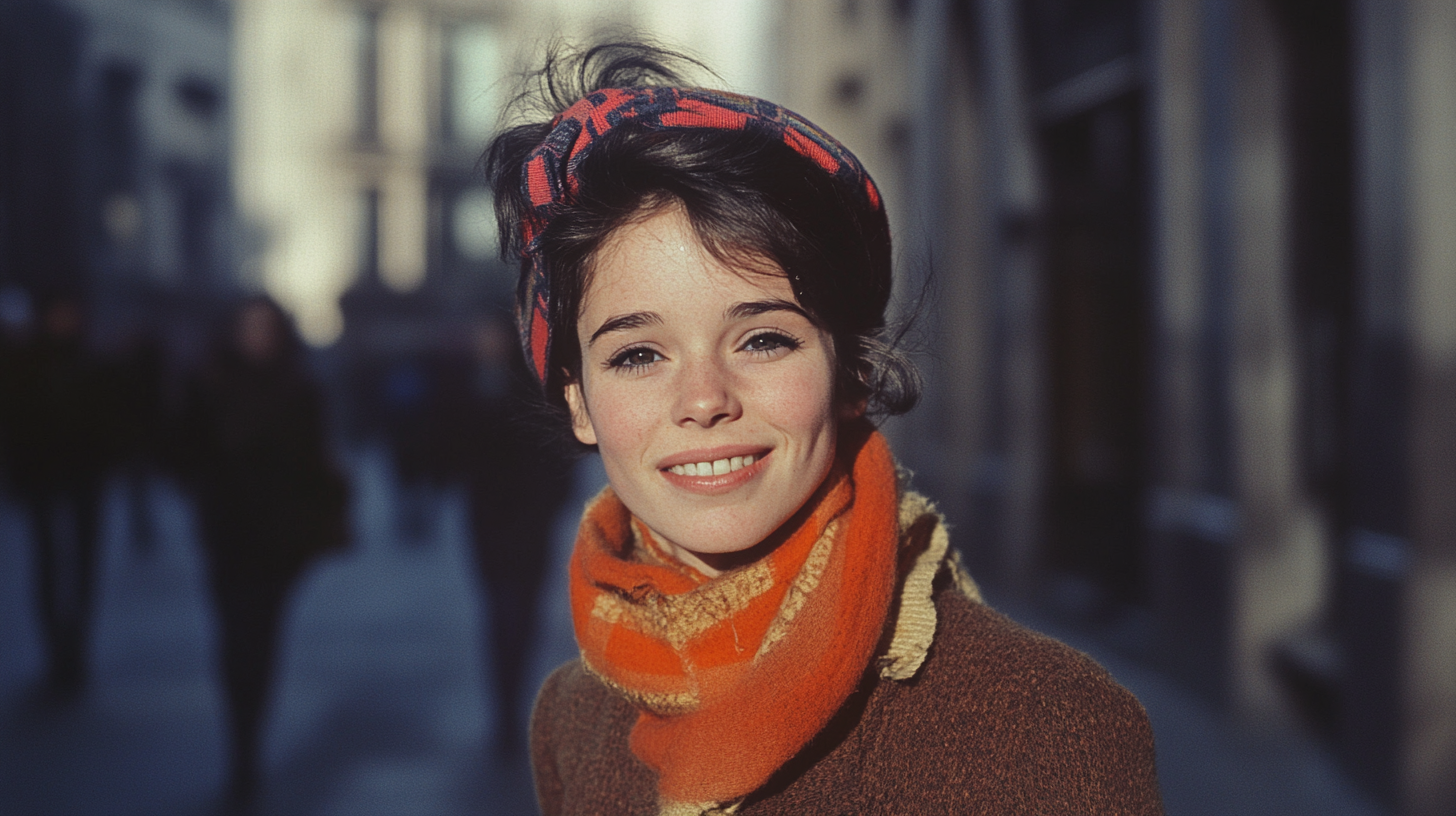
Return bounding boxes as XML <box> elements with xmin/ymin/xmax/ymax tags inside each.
<box><xmin>568</xmin><ymin>422</ymin><xmax>901</xmax><ymax>812</ymax></box>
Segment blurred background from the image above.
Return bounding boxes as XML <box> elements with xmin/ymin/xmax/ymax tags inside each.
<box><xmin>1</xmin><ymin>0</ymin><xmax>1453</xmax><ymax>814</ymax></box>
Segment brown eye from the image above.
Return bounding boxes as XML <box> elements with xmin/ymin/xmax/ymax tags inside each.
<box><xmin>607</xmin><ymin>346</ymin><xmax>664</xmax><ymax>370</ymax></box>
<box><xmin>741</xmin><ymin>332</ymin><xmax>801</xmax><ymax>355</ymax></box>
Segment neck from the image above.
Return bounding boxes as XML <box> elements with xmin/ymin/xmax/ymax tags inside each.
<box><xmin>667</xmin><ymin>535</ymin><xmax>777</xmax><ymax>577</ymax></box>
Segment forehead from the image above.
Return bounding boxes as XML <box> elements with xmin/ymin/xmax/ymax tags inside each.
<box><xmin>581</xmin><ymin>205</ymin><xmax>793</xmax><ymax>321</ymax></box>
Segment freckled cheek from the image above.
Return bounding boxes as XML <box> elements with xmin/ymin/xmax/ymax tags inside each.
<box><xmin>583</xmin><ymin>379</ymin><xmax>668</xmax><ymax>463</ymax></box>
<box><xmin>743</xmin><ymin>364</ymin><xmax>837</xmax><ymax>441</ymax></box>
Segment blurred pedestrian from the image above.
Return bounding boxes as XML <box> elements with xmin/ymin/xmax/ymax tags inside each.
<box><xmin>174</xmin><ymin>295</ymin><xmax>349</xmax><ymax>805</ymax></box>
<box><xmin>379</xmin><ymin>353</ymin><xmax>449</xmax><ymax>545</ymax></box>
<box><xmin>452</xmin><ymin>314</ymin><xmax>573</xmax><ymax>758</ymax></box>
<box><xmin>4</xmin><ymin>291</ymin><xmax>114</xmax><ymax>698</ymax></box>
<box><xmin>110</xmin><ymin>327</ymin><xmax>167</xmax><ymax>557</ymax></box>
<box><xmin>0</xmin><ymin>285</ymin><xmax>35</xmax><ymax>488</ymax></box>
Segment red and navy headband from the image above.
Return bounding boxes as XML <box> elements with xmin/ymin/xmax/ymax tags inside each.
<box><xmin>515</xmin><ymin>86</ymin><xmax>885</xmax><ymax>386</ymax></box>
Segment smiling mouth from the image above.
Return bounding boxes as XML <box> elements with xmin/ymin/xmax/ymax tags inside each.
<box><xmin>666</xmin><ymin>455</ymin><xmax>757</xmax><ymax>477</ymax></box>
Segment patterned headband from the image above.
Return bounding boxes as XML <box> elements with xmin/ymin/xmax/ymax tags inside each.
<box><xmin>515</xmin><ymin>86</ymin><xmax>885</xmax><ymax>386</ymax></box>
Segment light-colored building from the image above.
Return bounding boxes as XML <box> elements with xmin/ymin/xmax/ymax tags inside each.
<box><xmin>231</xmin><ymin>0</ymin><xmax>774</xmax><ymax>347</ymax></box>
<box><xmin>772</xmin><ymin>0</ymin><xmax>915</xmax><ymax>253</ymax></box>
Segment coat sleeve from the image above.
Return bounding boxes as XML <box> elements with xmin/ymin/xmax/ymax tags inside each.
<box><xmin>884</xmin><ymin>592</ymin><xmax>1167</xmax><ymax>815</ymax></box>
<box><xmin>1044</xmin><ymin>668</ymin><xmax>1164</xmax><ymax>815</ymax></box>
<box><xmin>530</xmin><ymin>665</ymin><xmax>568</xmax><ymax>816</ymax></box>
<box><xmin>974</xmin><ymin>625</ymin><xmax>1166</xmax><ymax>814</ymax></box>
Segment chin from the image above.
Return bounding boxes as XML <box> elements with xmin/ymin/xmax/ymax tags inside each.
<box><xmin>655</xmin><ymin>506</ymin><xmax>782</xmax><ymax>556</ymax></box>
<box><xmin>673</xmin><ymin>524</ymin><xmax>779</xmax><ymax>558</ymax></box>
<box><xmin>652</xmin><ymin>487</ymin><xmax>819</xmax><ymax>563</ymax></box>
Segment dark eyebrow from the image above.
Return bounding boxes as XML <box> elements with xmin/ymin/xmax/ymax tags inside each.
<box><xmin>588</xmin><ymin>311</ymin><xmax>662</xmax><ymax>345</ymax></box>
<box><xmin>726</xmin><ymin>299</ymin><xmax>809</xmax><ymax>321</ymax></box>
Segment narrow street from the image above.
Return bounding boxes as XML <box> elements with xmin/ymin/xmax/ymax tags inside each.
<box><xmin>0</xmin><ymin>446</ymin><xmax>587</xmax><ymax>816</ymax></box>
<box><xmin>0</xmin><ymin>448</ymin><xmax>1388</xmax><ymax>816</ymax></box>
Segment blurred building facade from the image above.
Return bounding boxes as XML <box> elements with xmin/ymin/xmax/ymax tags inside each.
<box><xmin>231</xmin><ymin>0</ymin><xmax>773</xmax><ymax>347</ymax></box>
<box><xmin>0</xmin><ymin>0</ymin><xmax>237</xmax><ymax>356</ymax></box>
<box><xmin>225</xmin><ymin>0</ymin><xmax>1454</xmax><ymax>812</ymax></box>
<box><xmin>231</xmin><ymin>0</ymin><xmax>776</xmax><ymax>441</ymax></box>
<box><xmin>789</xmin><ymin>1</ymin><xmax>1454</xmax><ymax>814</ymax></box>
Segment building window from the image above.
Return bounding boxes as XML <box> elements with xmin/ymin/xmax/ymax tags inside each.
<box><xmin>175</xmin><ymin>75</ymin><xmax>221</xmax><ymax>120</ymax></box>
<box><xmin>450</xmin><ymin>186</ymin><xmax>495</xmax><ymax>262</ymax></box>
<box><xmin>441</xmin><ymin>21</ymin><xmax>502</xmax><ymax>146</ymax></box>
<box><xmin>99</xmin><ymin>63</ymin><xmax>141</xmax><ymax>197</ymax></box>
<box><xmin>360</xmin><ymin>188</ymin><xmax>381</xmax><ymax>281</ymax></box>
<box><xmin>355</xmin><ymin>6</ymin><xmax>380</xmax><ymax>144</ymax></box>
<box><xmin>166</xmin><ymin>164</ymin><xmax>216</xmax><ymax>281</ymax></box>
<box><xmin>1020</xmin><ymin>0</ymin><xmax>1139</xmax><ymax>94</ymax></box>
<box><xmin>833</xmin><ymin>73</ymin><xmax>866</xmax><ymax>107</ymax></box>
<box><xmin>99</xmin><ymin>62</ymin><xmax>143</xmax><ymax>253</ymax></box>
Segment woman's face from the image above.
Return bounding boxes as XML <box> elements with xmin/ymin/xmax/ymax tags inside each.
<box><xmin>565</xmin><ymin>203</ymin><xmax>840</xmax><ymax>576</ymax></box>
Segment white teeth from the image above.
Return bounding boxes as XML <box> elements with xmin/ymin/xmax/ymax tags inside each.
<box><xmin>668</xmin><ymin>454</ymin><xmax>760</xmax><ymax>477</ymax></box>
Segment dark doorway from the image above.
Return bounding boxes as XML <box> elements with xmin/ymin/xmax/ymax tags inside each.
<box><xmin>1037</xmin><ymin>93</ymin><xmax>1150</xmax><ymax>606</ymax></box>
<box><xmin>1021</xmin><ymin>0</ymin><xmax>1150</xmax><ymax>607</ymax></box>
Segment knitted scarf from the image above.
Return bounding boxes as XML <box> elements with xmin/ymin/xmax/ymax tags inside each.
<box><xmin>569</xmin><ymin>423</ymin><xmax>916</xmax><ymax>813</ymax></box>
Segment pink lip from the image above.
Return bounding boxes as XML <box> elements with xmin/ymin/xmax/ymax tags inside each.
<box><xmin>659</xmin><ymin>449</ymin><xmax>771</xmax><ymax>496</ymax></box>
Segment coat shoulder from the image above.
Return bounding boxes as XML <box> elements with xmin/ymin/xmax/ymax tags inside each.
<box><xmin>866</xmin><ymin>589</ymin><xmax>1165</xmax><ymax>814</ymax></box>
<box><xmin>928</xmin><ymin>589</ymin><xmax>1148</xmax><ymax>717</ymax></box>
<box><xmin>531</xmin><ymin>660</ymin><xmax>657</xmax><ymax>816</ymax></box>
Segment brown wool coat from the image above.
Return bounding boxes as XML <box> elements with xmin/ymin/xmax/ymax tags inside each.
<box><xmin>531</xmin><ymin>586</ymin><xmax>1165</xmax><ymax>815</ymax></box>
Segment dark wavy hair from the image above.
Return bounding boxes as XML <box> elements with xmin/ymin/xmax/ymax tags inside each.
<box><xmin>482</xmin><ymin>42</ymin><xmax>919</xmax><ymax>429</ymax></box>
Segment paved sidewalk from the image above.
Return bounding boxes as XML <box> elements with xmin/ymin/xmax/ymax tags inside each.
<box><xmin>0</xmin><ymin>446</ymin><xmax>587</xmax><ymax>816</ymax></box>
<box><xmin>0</xmin><ymin>447</ymin><xmax>1393</xmax><ymax>815</ymax></box>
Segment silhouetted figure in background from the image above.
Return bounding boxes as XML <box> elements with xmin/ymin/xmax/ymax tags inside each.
<box><xmin>379</xmin><ymin>352</ymin><xmax>450</xmax><ymax>546</ymax></box>
<box><xmin>4</xmin><ymin>293</ymin><xmax>114</xmax><ymax>698</ymax></box>
<box><xmin>174</xmin><ymin>296</ymin><xmax>349</xmax><ymax>806</ymax></box>
<box><xmin>451</xmin><ymin>314</ymin><xmax>573</xmax><ymax>758</ymax></box>
<box><xmin>111</xmin><ymin>328</ymin><xmax>167</xmax><ymax>556</ymax></box>
<box><xmin>0</xmin><ymin>286</ymin><xmax>35</xmax><ymax>488</ymax></box>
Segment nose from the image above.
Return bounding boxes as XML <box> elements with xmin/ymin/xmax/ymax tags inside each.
<box><xmin>673</xmin><ymin>354</ymin><xmax>741</xmax><ymax>428</ymax></box>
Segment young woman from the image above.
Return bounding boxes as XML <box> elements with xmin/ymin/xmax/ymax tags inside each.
<box><xmin>485</xmin><ymin>44</ymin><xmax>1163</xmax><ymax>816</ymax></box>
